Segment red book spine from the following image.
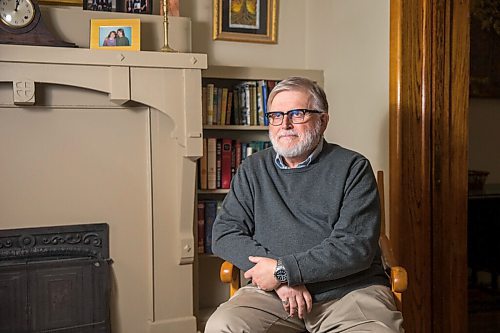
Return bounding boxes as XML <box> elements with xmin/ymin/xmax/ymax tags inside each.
<box><xmin>221</xmin><ymin>138</ymin><xmax>233</xmax><ymax>189</ymax></box>
<box><xmin>235</xmin><ymin>140</ymin><xmax>242</xmax><ymax>171</ymax></box>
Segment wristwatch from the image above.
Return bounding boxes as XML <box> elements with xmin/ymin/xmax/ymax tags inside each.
<box><xmin>274</xmin><ymin>259</ymin><xmax>288</xmax><ymax>283</ymax></box>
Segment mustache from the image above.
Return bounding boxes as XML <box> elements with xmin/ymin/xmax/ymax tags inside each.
<box><xmin>276</xmin><ymin>130</ymin><xmax>299</xmax><ymax>138</ymax></box>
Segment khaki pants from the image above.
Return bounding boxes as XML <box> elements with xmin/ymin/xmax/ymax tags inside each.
<box><xmin>205</xmin><ymin>284</ymin><xmax>404</xmax><ymax>333</ymax></box>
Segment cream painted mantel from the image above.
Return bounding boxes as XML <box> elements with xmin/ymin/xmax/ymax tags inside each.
<box><xmin>0</xmin><ymin>45</ymin><xmax>207</xmax><ymax>332</ymax></box>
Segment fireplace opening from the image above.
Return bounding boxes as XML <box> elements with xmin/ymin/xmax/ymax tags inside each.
<box><xmin>0</xmin><ymin>223</ymin><xmax>112</xmax><ymax>333</ymax></box>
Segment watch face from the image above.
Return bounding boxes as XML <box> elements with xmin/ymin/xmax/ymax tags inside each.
<box><xmin>0</xmin><ymin>0</ymin><xmax>35</xmax><ymax>28</ymax></box>
<box><xmin>275</xmin><ymin>268</ymin><xmax>287</xmax><ymax>282</ymax></box>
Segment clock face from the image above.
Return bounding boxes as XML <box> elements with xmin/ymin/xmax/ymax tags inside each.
<box><xmin>0</xmin><ymin>0</ymin><xmax>35</xmax><ymax>29</ymax></box>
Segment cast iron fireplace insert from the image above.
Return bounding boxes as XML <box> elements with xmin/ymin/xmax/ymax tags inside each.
<box><xmin>0</xmin><ymin>223</ymin><xmax>112</xmax><ymax>333</ymax></box>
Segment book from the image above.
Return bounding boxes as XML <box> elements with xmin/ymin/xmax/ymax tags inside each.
<box><xmin>231</xmin><ymin>140</ymin><xmax>237</xmax><ymax>178</ymax></box>
<box><xmin>197</xmin><ymin>201</ymin><xmax>205</xmax><ymax>254</ymax></box>
<box><xmin>250</xmin><ymin>82</ymin><xmax>257</xmax><ymax>126</ymax></box>
<box><xmin>259</xmin><ymin>80</ymin><xmax>268</xmax><ymax>126</ymax></box>
<box><xmin>215</xmin><ymin>87</ymin><xmax>222</xmax><ymax>125</ymax></box>
<box><xmin>201</xmin><ymin>87</ymin><xmax>207</xmax><ymax>125</ymax></box>
<box><xmin>225</xmin><ymin>91</ymin><xmax>233</xmax><ymax>125</ymax></box>
<box><xmin>221</xmin><ymin>138</ymin><xmax>232</xmax><ymax>189</ymax></box>
<box><xmin>234</xmin><ymin>139</ymin><xmax>242</xmax><ymax>171</ymax></box>
<box><xmin>220</xmin><ymin>88</ymin><xmax>229</xmax><ymax>126</ymax></box>
<box><xmin>237</xmin><ymin>82</ymin><xmax>252</xmax><ymax>125</ymax></box>
<box><xmin>199</xmin><ymin>138</ymin><xmax>208</xmax><ymax>190</ymax></box>
<box><xmin>257</xmin><ymin>82</ymin><xmax>264</xmax><ymax>126</ymax></box>
<box><xmin>216</xmin><ymin>138</ymin><xmax>222</xmax><ymax>188</ymax></box>
<box><xmin>207</xmin><ymin>138</ymin><xmax>217</xmax><ymax>190</ymax></box>
<box><xmin>206</xmin><ymin>84</ymin><xmax>215</xmax><ymax>125</ymax></box>
<box><xmin>233</xmin><ymin>87</ymin><xmax>241</xmax><ymax>125</ymax></box>
<box><xmin>204</xmin><ymin>200</ymin><xmax>218</xmax><ymax>254</ymax></box>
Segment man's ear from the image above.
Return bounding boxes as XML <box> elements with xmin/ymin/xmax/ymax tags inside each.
<box><xmin>320</xmin><ymin>113</ymin><xmax>330</xmax><ymax>130</ymax></box>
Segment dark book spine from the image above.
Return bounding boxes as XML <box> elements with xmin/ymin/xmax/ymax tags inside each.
<box><xmin>203</xmin><ymin>200</ymin><xmax>218</xmax><ymax>254</ymax></box>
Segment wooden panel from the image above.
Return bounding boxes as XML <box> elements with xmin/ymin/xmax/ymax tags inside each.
<box><xmin>390</xmin><ymin>0</ymin><xmax>432</xmax><ymax>331</ymax></box>
<box><xmin>390</xmin><ymin>0</ymin><xmax>469</xmax><ymax>332</ymax></box>
<box><xmin>431</xmin><ymin>0</ymin><xmax>469</xmax><ymax>332</ymax></box>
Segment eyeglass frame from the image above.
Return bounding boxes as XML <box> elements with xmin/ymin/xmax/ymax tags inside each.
<box><xmin>266</xmin><ymin>109</ymin><xmax>325</xmax><ymax>126</ymax></box>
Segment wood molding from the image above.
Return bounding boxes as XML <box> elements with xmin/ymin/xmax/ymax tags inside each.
<box><xmin>389</xmin><ymin>0</ymin><xmax>469</xmax><ymax>332</ymax></box>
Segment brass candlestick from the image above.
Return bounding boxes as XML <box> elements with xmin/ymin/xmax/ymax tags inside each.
<box><xmin>161</xmin><ymin>0</ymin><xmax>177</xmax><ymax>52</ymax></box>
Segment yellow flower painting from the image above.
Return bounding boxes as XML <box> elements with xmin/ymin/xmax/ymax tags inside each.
<box><xmin>213</xmin><ymin>0</ymin><xmax>278</xmax><ymax>44</ymax></box>
<box><xmin>230</xmin><ymin>0</ymin><xmax>260</xmax><ymax>29</ymax></box>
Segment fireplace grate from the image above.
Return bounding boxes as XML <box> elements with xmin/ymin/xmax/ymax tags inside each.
<box><xmin>0</xmin><ymin>223</ymin><xmax>112</xmax><ymax>333</ymax></box>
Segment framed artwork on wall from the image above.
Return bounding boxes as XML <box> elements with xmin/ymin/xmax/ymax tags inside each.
<box><xmin>90</xmin><ymin>18</ymin><xmax>140</xmax><ymax>50</ymax></box>
<box><xmin>469</xmin><ymin>0</ymin><xmax>500</xmax><ymax>98</ymax></box>
<box><xmin>213</xmin><ymin>0</ymin><xmax>278</xmax><ymax>44</ymax></box>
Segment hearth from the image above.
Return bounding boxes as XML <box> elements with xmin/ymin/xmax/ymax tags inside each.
<box><xmin>0</xmin><ymin>223</ymin><xmax>112</xmax><ymax>333</ymax></box>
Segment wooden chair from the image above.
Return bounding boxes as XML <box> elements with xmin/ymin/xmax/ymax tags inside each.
<box><xmin>220</xmin><ymin>170</ymin><xmax>408</xmax><ymax>312</ymax></box>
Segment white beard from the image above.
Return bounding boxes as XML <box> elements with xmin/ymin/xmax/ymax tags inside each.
<box><xmin>270</xmin><ymin>120</ymin><xmax>322</xmax><ymax>158</ymax></box>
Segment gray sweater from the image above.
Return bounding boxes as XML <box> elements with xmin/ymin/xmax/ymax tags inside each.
<box><xmin>212</xmin><ymin>141</ymin><xmax>389</xmax><ymax>302</ymax></box>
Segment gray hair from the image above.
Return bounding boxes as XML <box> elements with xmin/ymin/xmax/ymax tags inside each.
<box><xmin>267</xmin><ymin>77</ymin><xmax>329</xmax><ymax>113</ymax></box>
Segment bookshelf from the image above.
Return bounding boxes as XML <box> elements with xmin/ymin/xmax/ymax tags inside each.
<box><xmin>194</xmin><ymin>65</ymin><xmax>324</xmax><ymax>331</ymax></box>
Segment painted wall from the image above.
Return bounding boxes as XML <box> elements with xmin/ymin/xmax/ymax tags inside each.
<box><xmin>469</xmin><ymin>98</ymin><xmax>500</xmax><ymax>184</ymax></box>
<box><xmin>182</xmin><ymin>0</ymin><xmax>390</xmax><ymax>173</ymax></box>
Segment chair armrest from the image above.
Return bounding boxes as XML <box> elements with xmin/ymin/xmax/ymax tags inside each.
<box><xmin>391</xmin><ymin>266</ymin><xmax>408</xmax><ymax>293</ymax></box>
<box><xmin>220</xmin><ymin>261</ymin><xmax>240</xmax><ymax>297</ymax></box>
<box><xmin>379</xmin><ymin>234</ymin><xmax>408</xmax><ymax>293</ymax></box>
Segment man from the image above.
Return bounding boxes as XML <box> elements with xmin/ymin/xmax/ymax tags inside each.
<box><xmin>205</xmin><ymin>77</ymin><xmax>403</xmax><ymax>333</ymax></box>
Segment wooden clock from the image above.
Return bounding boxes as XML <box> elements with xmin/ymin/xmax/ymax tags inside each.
<box><xmin>0</xmin><ymin>0</ymin><xmax>76</xmax><ymax>47</ymax></box>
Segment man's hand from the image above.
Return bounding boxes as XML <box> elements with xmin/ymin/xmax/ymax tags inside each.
<box><xmin>244</xmin><ymin>256</ymin><xmax>280</xmax><ymax>291</ymax></box>
<box><xmin>275</xmin><ymin>284</ymin><xmax>312</xmax><ymax>319</ymax></box>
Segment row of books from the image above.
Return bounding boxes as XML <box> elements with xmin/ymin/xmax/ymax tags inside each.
<box><xmin>198</xmin><ymin>138</ymin><xmax>271</xmax><ymax>190</ymax></box>
<box><xmin>197</xmin><ymin>199</ymin><xmax>222</xmax><ymax>254</ymax></box>
<box><xmin>201</xmin><ymin>80</ymin><xmax>280</xmax><ymax>126</ymax></box>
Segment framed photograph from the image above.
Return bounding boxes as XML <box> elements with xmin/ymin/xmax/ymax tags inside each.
<box><xmin>213</xmin><ymin>0</ymin><xmax>278</xmax><ymax>44</ymax></box>
<box><xmin>83</xmin><ymin>0</ymin><xmax>115</xmax><ymax>11</ymax></box>
<box><xmin>90</xmin><ymin>19</ymin><xmax>140</xmax><ymax>51</ymax></box>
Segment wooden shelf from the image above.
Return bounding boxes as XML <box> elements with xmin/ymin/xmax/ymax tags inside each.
<box><xmin>202</xmin><ymin>66</ymin><xmax>324</xmax><ymax>85</ymax></box>
<box><xmin>198</xmin><ymin>189</ymin><xmax>230</xmax><ymax>194</ymax></box>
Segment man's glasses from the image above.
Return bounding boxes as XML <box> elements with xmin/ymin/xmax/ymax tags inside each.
<box><xmin>266</xmin><ymin>109</ymin><xmax>324</xmax><ymax>126</ymax></box>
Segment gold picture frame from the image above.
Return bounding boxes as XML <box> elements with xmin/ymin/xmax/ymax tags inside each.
<box><xmin>213</xmin><ymin>0</ymin><xmax>278</xmax><ymax>44</ymax></box>
<box><xmin>90</xmin><ymin>19</ymin><xmax>141</xmax><ymax>51</ymax></box>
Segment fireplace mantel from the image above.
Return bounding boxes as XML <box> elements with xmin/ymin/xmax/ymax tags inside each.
<box><xmin>0</xmin><ymin>45</ymin><xmax>207</xmax><ymax>332</ymax></box>
<box><xmin>0</xmin><ymin>44</ymin><xmax>207</xmax><ymax>157</ymax></box>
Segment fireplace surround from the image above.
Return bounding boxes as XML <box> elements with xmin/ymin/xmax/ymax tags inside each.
<box><xmin>0</xmin><ymin>223</ymin><xmax>111</xmax><ymax>333</ymax></box>
<box><xmin>0</xmin><ymin>44</ymin><xmax>206</xmax><ymax>332</ymax></box>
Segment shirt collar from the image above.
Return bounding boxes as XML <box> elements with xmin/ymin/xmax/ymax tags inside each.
<box><xmin>274</xmin><ymin>139</ymin><xmax>324</xmax><ymax>169</ymax></box>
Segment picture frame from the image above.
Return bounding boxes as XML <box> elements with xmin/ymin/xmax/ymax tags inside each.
<box><xmin>83</xmin><ymin>0</ymin><xmax>115</xmax><ymax>12</ymax></box>
<box><xmin>213</xmin><ymin>0</ymin><xmax>278</xmax><ymax>44</ymax></box>
<box><xmin>38</xmin><ymin>0</ymin><xmax>82</xmax><ymax>5</ymax></box>
<box><xmin>90</xmin><ymin>19</ymin><xmax>140</xmax><ymax>51</ymax></box>
<box><xmin>469</xmin><ymin>0</ymin><xmax>500</xmax><ymax>98</ymax></box>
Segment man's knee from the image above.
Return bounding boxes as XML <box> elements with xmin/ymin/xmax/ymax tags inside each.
<box><xmin>204</xmin><ymin>306</ymin><xmax>251</xmax><ymax>333</ymax></box>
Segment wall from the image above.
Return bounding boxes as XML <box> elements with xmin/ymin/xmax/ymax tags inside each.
<box><xmin>305</xmin><ymin>1</ymin><xmax>390</xmax><ymax>174</ymax></box>
<box><xmin>469</xmin><ymin>98</ymin><xmax>500</xmax><ymax>184</ymax></box>
<box><xmin>182</xmin><ymin>0</ymin><xmax>390</xmax><ymax>173</ymax></box>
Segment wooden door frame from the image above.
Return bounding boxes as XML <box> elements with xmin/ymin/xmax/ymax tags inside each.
<box><xmin>389</xmin><ymin>0</ymin><xmax>469</xmax><ymax>332</ymax></box>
